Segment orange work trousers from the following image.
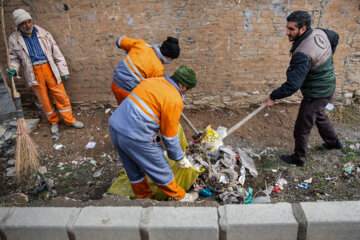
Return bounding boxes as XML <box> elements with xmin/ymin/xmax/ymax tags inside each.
<box><xmin>111</xmin><ymin>81</ymin><xmax>130</xmax><ymax>105</ymax></box>
<box><xmin>32</xmin><ymin>63</ymin><xmax>75</xmax><ymax>125</ymax></box>
<box><xmin>131</xmin><ymin>177</ymin><xmax>185</xmax><ymax>200</ymax></box>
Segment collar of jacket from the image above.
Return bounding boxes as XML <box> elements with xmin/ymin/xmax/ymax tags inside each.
<box><xmin>165</xmin><ymin>75</ymin><xmax>185</xmax><ymax>103</ymax></box>
<box><xmin>289</xmin><ymin>27</ymin><xmax>313</xmax><ymax>53</ymax></box>
<box><xmin>152</xmin><ymin>44</ymin><xmax>172</xmax><ymax>64</ymax></box>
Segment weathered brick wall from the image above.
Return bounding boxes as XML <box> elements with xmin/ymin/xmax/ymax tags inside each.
<box><xmin>1</xmin><ymin>0</ymin><xmax>359</xmax><ymax>109</ymax></box>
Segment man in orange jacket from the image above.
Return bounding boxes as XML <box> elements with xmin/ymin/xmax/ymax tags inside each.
<box><xmin>109</xmin><ymin>65</ymin><xmax>198</xmax><ymax>202</ymax></box>
<box><xmin>112</xmin><ymin>36</ymin><xmax>180</xmax><ymax>105</ymax></box>
<box><xmin>7</xmin><ymin>9</ymin><xmax>83</xmax><ymax>134</ymax></box>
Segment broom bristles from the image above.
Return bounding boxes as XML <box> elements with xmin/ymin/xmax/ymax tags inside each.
<box><xmin>15</xmin><ymin>118</ymin><xmax>39</xmax><ymax>181</ymax></box>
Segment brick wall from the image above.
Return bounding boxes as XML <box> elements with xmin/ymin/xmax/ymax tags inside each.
<box><xmin>1</xmin><ymin>0</ymin><xmax>359</xmax><ymax>109</ymax></box>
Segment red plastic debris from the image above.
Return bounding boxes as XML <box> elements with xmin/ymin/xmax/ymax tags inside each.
<box><xmin>272</xmin><ymin>185</ymin><xmax>283</xmax><ymax>193</ymax></box>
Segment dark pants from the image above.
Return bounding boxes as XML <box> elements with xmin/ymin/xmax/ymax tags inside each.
<box><xmin>293</xmin><ymin>95</ymin><xmax>338</xmax><ymax>162</ymax></box>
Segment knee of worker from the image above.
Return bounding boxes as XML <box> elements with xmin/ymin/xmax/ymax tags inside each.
<box><xmin>52</xmin><ymin>92</ymin><xmax>71</xmax><ymax>108</ymax></box>
<box><xmin>144</xmin><ymin>158</ymin><xmax>174</xmax><ymax>186</ymax></box>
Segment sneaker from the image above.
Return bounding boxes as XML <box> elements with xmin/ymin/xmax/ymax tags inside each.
<box><xmin>280</xmin><ymin>154</ymin><xmax>306</xmax><ymax>167</ymax></box>
<box><xmin>322</xmin><ymin>140</ymin><xmax>344</xmax><ymax>150</ymax></box>
<box><xmin>179</xmin><ymin>192</ymin><xmax>199</xmax><ymax>202</ymax></box>
<box><xmin>51</xmin><ymin>124</ymin><xmax>59</xmax><ymax>134</ymax></box>
<box><xmin>68</xmin><ymin>121</ymin><xmax>84</xmax><ymax>129</ymax></box>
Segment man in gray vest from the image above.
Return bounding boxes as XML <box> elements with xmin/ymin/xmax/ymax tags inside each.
<box><xmin>265</xmin><ymin>10</ymin><xmax>343</xmax><ymax>167</ymax></box>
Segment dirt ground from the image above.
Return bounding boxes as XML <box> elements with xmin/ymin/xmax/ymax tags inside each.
<box><xmin>0</xmin><ymin>103</ymin><xmax>359</xmax><ymax>207</ymax></box>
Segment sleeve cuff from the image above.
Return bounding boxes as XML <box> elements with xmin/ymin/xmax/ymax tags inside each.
<box><xmin>116</xmin><ymin>36</ymin><xmax>124</xmax><ymax>48</ymax></box>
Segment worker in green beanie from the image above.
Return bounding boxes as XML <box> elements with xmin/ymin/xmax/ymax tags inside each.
<box><xmin>171</xmin><ymin>65</ymin><xmax>197</xmax><ymax>89</ymax></box>
<box><xmin>109</xmin><ymin>65</ymin><xmax>199</xmax><ymax>202</ymax></box>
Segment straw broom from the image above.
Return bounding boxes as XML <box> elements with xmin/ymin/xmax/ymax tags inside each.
<box><xmin>1</xmin><ymin>1</ymin><xmax>39</xmax><ymax>180</ymax></box>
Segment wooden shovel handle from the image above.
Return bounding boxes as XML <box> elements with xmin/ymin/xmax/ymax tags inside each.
<box><xmin>223</xmin><ymin>103</ymin><xmax>266</xmax><ymax>139</ymax></box>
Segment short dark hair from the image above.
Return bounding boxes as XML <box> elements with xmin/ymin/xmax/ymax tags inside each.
<box><xmin>287</xmin><ymin>11</ymin><xmax>311</xmax><ymax>29</ymax></box>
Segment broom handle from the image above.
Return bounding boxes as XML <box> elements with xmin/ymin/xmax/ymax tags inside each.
<box><xmin>223</xmin><ymin>103</ymin><xmax>266</xmax><ymax>139</ymax></box>
<box><xmin>1</xmin><ymin>0</ymin><xmax>19</xmax><ymax>98</ymax></box>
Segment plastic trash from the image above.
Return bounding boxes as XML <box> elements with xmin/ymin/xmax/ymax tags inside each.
<box><xmin>53</xmin><ymin>144</ymin><xmax>64</xmax><ymax>150</ymax></box>
<box><xmin>238</xmin><ymin>166</ymin><xmax>246</xmax><ymax>185</ymax></box>
<box><xmin>343</xmin><ymin>162</ymin><xmax>354</xmax><ymax>174</ymax></box>
<box><xmin>200</xmin><ymin>125</ymin><xmax>224</xmax><ymax>151</ymax></box>
<box><xmin>50</xmin><ymin>133</ymin><xmax>61</xmax><ymax>141</ymax></box>
<box><xmin>199</xmin><ymin>188</ymin><xmax>212</xmax><ymax>197</ymax></box>
<box><xmin>325</xmin><ymin>103</ymin><xmax>334</xmax><ymax>111</ymax></box>
<box><xmin>245</xmin><ymin>187</ymin><xmax>253</xmax><ymax>204</ymax></box>
<box><xmin>220</xmin><ymin>146</ymin><xmax>238</xmax><ymax>166</ymax></box>
<box><xmin>272</xmin><ymin>185</ymin><xmax>283</xmax><ymax>193</ymax></box>
<box><xmin>297</xmin><ymin>183</ymin><xmax>309</xmax><ymax>189</ymax></box>
<box><xmin>216</xmin><ymin>126</ymin><xmax>228</xmax><ymax>139</ymax></box>
<box><xmin>218</xmin><ymin>191</ymin><xmax>243</xmax><ymax>204</ymax></box>
<box><xmin>93</xmin><ymin>167</ymin><xmax>104</xmax><ymax>178</ymax></box>
<box><xmin>237</xmin><ymin>148</ymin><xmax>258</xmax><ymax>177</ymax></box>
<box><xmin>85</xmin><ymin>141</ymin><xmax>96</xmax><ymax>149</ymax></box>
<box><xmin>303</xmin><ymin>177</ymin><xmax>313</xmax><ymax>184</ymax></box>
<box><xmin>219</xmin><ymin>175</ymin><xmax>227</xmax><ymax>184</ymax></box>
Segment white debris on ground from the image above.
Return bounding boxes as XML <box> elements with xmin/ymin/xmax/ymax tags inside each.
<box><xmin>183</xmin><ymin>125</ymin><xmax>291</xmax><ymax>204</ymax></box>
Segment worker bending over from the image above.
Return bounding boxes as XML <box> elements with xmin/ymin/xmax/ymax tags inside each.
<box><xmin>112</xmin><ymin>36</ymin><xmax>180</xmax><ymax>105</ymax></box>
<box><xmin>109</xmin><ymin>65</ymin><xmax>197</xmax><ymax>201</ymax></box>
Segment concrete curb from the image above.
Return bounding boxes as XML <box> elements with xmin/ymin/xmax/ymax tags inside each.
<box><xmin>0</xmin><ymin>201</ymin><xmax>359</xmax><ymax>240</ymax></box>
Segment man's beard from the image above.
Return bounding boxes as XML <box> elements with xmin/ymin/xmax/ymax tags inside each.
<box><xmin>289</xmin><ymin>30</ymin><xmax>301</xmax><ymax>42</ymax></box>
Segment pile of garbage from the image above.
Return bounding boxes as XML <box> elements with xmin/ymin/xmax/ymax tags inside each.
<box><xmin>185</xmin><ymin>125</ymin><xmax>271</xmax><ymax>205</ymax></box>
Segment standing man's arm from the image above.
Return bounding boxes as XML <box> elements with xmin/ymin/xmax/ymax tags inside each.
<box><xmin>7</xmin><ymin>36</ymin><xmax>21</xmax><ymax>75</ymax></box>
<box><xmin>266</xmin><ymin>52</ymin><xmax>311</xmax><ymax>107</ymax></box>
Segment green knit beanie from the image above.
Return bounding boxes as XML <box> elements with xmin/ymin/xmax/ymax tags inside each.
<box><xmin>171</xmin><ymin>65</ymin><xmax>197</xmax><ymax>89</ymax></box>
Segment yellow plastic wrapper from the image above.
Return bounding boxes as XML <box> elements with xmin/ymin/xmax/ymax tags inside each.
<box><xmin>107</xmin><ymin>124</ymin><xmax>204</xmax><ymax>200</ymax></box>
<box><xmin>200</xmin><ymin>125</ymin><xmax>224</xmax><ymax>151</ymax></box>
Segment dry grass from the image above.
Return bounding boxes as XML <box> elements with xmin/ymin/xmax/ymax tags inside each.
<box><xmin>329</xmin><ymin>104</ymin><xmax>360</xmax><ymax>128</ymax></box>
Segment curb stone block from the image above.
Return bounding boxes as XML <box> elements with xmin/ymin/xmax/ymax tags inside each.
<box><xmin>72</xmin><ymin>207</ymin><xmax>142</xmax><ymax>240</ymax></box>
<box><xmin>141</xmin><ymin>207</ymin><xmax>218</xmax><ymax>240</ymax></box>
<box><xmin>3</xmin><ymin>207</ymin><xmax>78</xmax><ymax>240</ymax></box>
<box><xmin>301</xmin><ymin>201</ymin><xmax>360</xmax><ymax>240</ymax></box>
<box><xmin>219</xmin><ymin>203</ymin><xmax>298</xmax><ymax>240</ymax></box>
<box><xmin>0</xmin><ymin>208</ymin><xmax>10</xmax><ymax>240</ymax></box>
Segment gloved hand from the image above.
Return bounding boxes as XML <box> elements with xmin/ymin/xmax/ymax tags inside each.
<box><xmin>6</xmin><ymin>68</ymin><xmax>16</xmax><ymax>78</ymax></box>
<box><xmin>178</xmin><ymin>156</ymin><xmax>192</xmax><ymax>169</ymax></box>
<box><xmin>61</xmin><ymin>75</ymin><xmax>69</xmax><ymax>81</ymax></box>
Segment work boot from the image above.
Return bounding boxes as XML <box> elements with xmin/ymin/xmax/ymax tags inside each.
<box><xmin>322</xmin><ymin>140</ymin><xmax>344</xmax><ymax>150</ymax></box>
<box><xmin>51</xmin><ymin>123</ymin><xmax>59</xmax><ymax>134</ymax></box>
<box><xmin>179</xmin><ymin>192</ymin><xmax>199</xmax><ymax>202</ymax></box>
<box><xmin>68</xmin><ymin>121</ymin><xmax>84</xmax><ymax>129</ymax></box>
<box><xmin>280</xmin><ymin>154</ymin><xmax>305</xmax><ymax>167</ymax></box>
